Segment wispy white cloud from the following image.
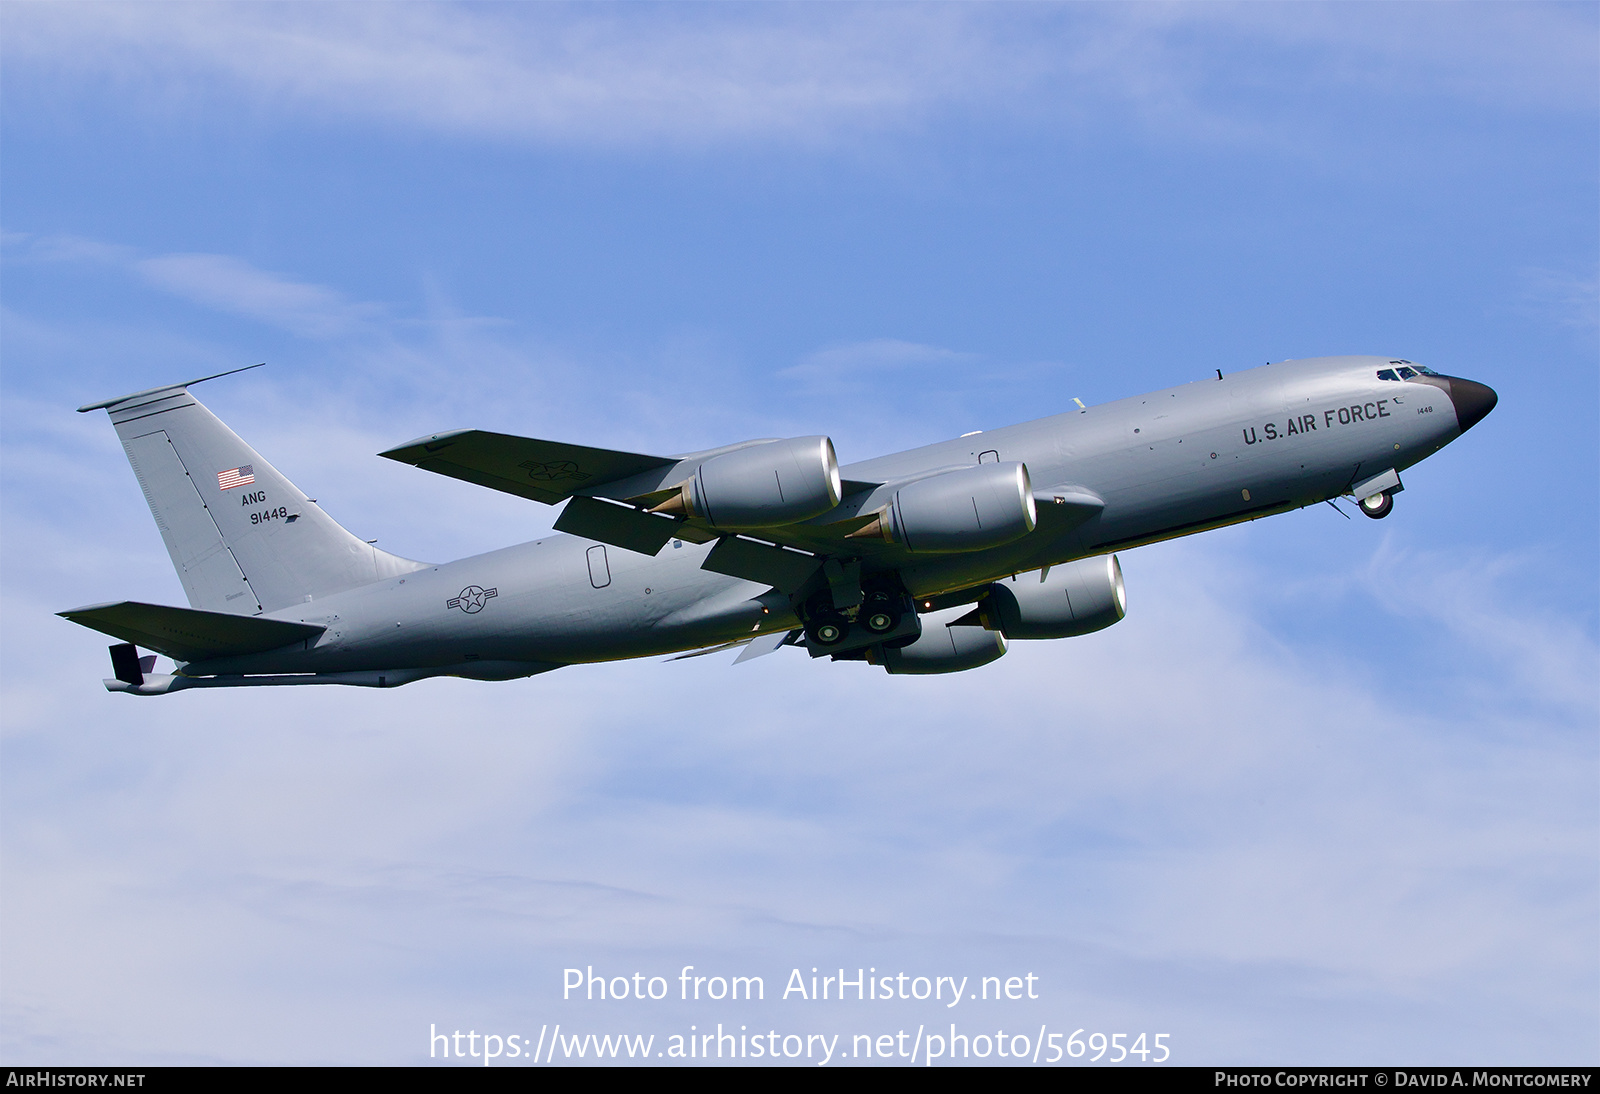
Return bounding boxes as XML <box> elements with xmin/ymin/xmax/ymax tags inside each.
<box><xmin>4</xmin><ymin>305</ymin><xmax>1593</xmax><ymax>1058</ymax></box>
<box><xmin>12</xmin><ymin>233</ymin><xmax>134</xmax><ymax>266</ymax></box>
<box><xmin>10</xmin><ymin>234</ymin><xmax>385</xmax><ymax>340</ymax></box>
<box><xmin>2</xmin><ymin>4</ymin><xmax>1026</xmax><ymax>147</ymax></box>
<box><xmin>3</xmin><ymin>491</ymin><xmax>1593</xmax><ymax>1060</ymax></box>
<box><xmin>1356</xmin><ymin>540</ymin><xmax>1600</xmax><ymax>719</ymax></box>
<box><xmin>132</xmin><ymin>253</ymin><xmax>382</xmax><ymax>339</ymax></box>
<box><xmin>3</xmin><ymin>3</ymin><xmax>1591</xmax><ymax>150</ymax></box>
<box><xmin>781</xmin><ymin>338</ymin><xmax>977</xmax><ymax>391</ymax></box>
<box><xmin>1190</xmin><ymin>2</ymin><xmax>1599</xmax><ymax>114</ymax></box>
<box><xmin>1515</xmin><ymin>267</ymin><xmax>1600</xmax><ymax>333</ymax></box>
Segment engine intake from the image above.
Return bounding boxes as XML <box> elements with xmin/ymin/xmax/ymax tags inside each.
<box><xmin>984</xmin><ymin>555</ymin><xmax>1126</xmax><ymax>639</ymax></box>
<box><xmin>653</xmin><ymin>436</ymin><xmax>842</xmax><ymax>529</ymax></box>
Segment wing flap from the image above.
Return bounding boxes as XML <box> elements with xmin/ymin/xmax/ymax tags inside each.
<box><xmin>734</xmin><ymin>628</ymin><xmax>799</xmax><ymax>663</ymax></box>
<box><xmin>553</xmin><ymin>496</ymin><xmax>683</xmax><ymax>555</ymax></box>
<box><xmin>59</xmin><ymin>601</ymin><xmax>325</xmax><ymax>662</ymax></box>
<box><xmin>701</xmin><ymin>537</ymin><xmax>823</xmax><ymax>593</ymax></box>
<box><xmin>379</xmin><ymin>430</ymin><xmax>678</xmax><ymax>505</ymax></box>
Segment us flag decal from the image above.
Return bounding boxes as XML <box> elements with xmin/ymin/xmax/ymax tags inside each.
<box><xmin>217</xmin><ymin>465</ymin><xmax>255</xmax><ymax>490</ymax></box>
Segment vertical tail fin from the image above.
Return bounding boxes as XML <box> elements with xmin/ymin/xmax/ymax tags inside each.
<box><xmin>82</xmin><ymin>368</ymin><xmax>427</xmax><ymax>615</ymax></box>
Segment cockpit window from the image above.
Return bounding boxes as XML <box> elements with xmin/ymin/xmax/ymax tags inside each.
<box><xmin>1412</xmin><ymin>364</ymin><xmax>1438</xmax><ymax>375</ymax></box>
<box><xmin>1396</xmin><ymin>366</ymin><xmax>1417</xmax><ymax>378</ymax></box>
<box><xmin>1376</xmin><ymin>369</ymin><xmax>1399</xmax><ymax>381</ymax></box>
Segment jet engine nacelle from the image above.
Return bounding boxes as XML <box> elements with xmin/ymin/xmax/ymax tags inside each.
<box><xmin>875</xmin><ymin>609</ymin><xmax>1008</xmax><ymax>675</ymax></box>
<box><xmin>986</xmin><ymin>554</ymin><xmax>1126</xmax><ymax>639</ymax></box>
<box><xmin>877</xmin><ymin>462</ymin><xmax>1037</xmax><ymax>553</ymax></box>
<box><xmin>658</xmin><ymin>436</ymin><xmax>842</xmax><ymax>529</ymax></box>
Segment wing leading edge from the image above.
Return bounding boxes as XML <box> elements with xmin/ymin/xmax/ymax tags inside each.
<box><xmin>378</xmin><ymin>430</ymin><xmax>678</xmax><ymax>505</ymax></box>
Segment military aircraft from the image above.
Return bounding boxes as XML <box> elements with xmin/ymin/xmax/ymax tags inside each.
<box><xmin>61</xmin><ymin>356</ymin><xmax>1495</xmax><ymax>694</ymax></box>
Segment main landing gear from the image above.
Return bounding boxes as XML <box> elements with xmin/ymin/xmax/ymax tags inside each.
<box><xmin>1359</xmin><ymin>491</ymin><xmax>1394</xmax><ymax>519</ymax></box>
<box><xmin>805</xmin><ymin>609</ymin><xmax>847</xmax><ymax>647</ymax></box>
<box><xmin>800</xmin><ymin>580</ymin><xmax>920</xmax><ymax>657</ymax></box>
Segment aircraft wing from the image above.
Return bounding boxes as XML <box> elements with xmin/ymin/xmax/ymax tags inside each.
<box><xmin>378</xmin><ymin>429</ymin><xmax>865</xmax><ymax>580</ymax></box>
<box><xmin>59</xmin><ymin>601</ymin><xmax>326</xmax><ymax>662</ymax></box>
<box><xmin>378</xmin><ymin>430</ymin><xmax>678</xmax><ymax>505</ymax></box>
<box><xmin>378</xmin><ymin>428</ymin><xmax>1099</xmax><ymax>598</ymax></box>
<box><xmin>377</xmin><ymin>427</ymin><xmax>1113</xmax><ymax>600</ymax></box>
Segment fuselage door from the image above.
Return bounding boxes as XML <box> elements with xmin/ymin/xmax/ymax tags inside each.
<box><xmin>586</xmin><ymin>544</ymin><xmax>612</xmax><ymax>589</ymax></box>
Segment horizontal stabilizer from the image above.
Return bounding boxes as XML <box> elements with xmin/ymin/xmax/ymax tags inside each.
<box><xmin>379</xmin><ymin>430</ymin><xmax>677</xmax><ymax>505</ymax></box>
<box><xmin>59</xmin><ymin>601</ymin><xmax>325</xmax><ymax>662</ymax></box>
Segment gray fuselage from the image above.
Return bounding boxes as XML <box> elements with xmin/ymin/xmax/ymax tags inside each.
<box><xmin>185</xmin><ymin>355</ymin><xmax>1481</xmax><ymax>677</ymax></box>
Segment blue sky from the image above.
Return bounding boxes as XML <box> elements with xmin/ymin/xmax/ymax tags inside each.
<box><xmin>2</xmin><ymin>2</ymin><xmax>1595</xmax><ymax>1066</ymax></box>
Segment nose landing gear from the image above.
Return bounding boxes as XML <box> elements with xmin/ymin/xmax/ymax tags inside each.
<box><xmin>1359</xmin><ymin>491</ymin><xmax>1394</xmax><ymax>519</ymax></box>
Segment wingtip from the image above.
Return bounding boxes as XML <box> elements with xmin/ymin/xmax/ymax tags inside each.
<box><xmin>58</xmin><ymin>601</ymin><xmax>124</xmax><ymax>618</ymax></box>
<box><xmin>377</xmin><ymin>429</ymin><xmax>476</xmax><ymax>461</ymax></box>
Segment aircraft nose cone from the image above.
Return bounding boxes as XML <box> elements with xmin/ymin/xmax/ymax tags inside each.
<box><xmin>1447</xmin><ymin>377</ymin><xmax>1498</xmax><ymax>433</ymax></box>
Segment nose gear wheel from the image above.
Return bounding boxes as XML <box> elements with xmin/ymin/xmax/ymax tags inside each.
<box><xmin>1359</xmin><ymin>492</ymin><xmax>1393</xmax><ymax>519</ymax></box>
